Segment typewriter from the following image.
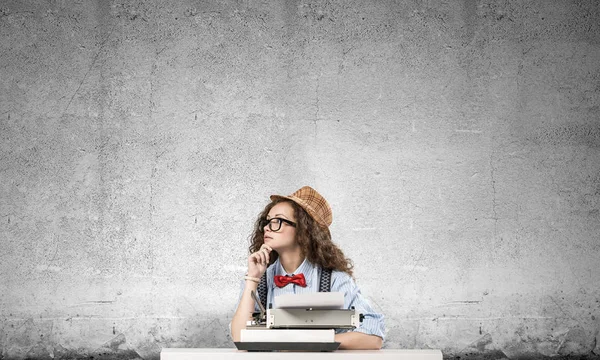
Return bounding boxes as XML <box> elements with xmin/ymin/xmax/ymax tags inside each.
<box><xmin>234</xmin><ymin>291</ymin><xmax>364</xmax><ymax>352</ymax></box>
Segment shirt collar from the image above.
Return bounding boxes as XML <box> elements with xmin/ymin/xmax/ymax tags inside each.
<box><xmin>270</xmin><ymin>257</ymin><xmax>316</xmax><ymax>288</ymax></box>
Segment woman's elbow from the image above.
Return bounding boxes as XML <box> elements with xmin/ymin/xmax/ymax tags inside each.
<box><xmin>360</xmin><ymin>334</ymin><xmax>382</xmax><ymax>350</ymax></box>
<box><xmin>338</xmin><ymin>332</ymin><xmax>383</xmax><ymax>350</ymax></box>
<box><xmin>371</xmin><ymin>335</ymin><xmax>383</xmax><ymax>350</ymax></box>
<box><xmin>230</xmin><ymin>321</ymin><xmax>244</xmax><ymax>342</ymax></box>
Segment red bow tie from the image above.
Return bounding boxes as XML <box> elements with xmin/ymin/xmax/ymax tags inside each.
<box><xmin>274</xmin><ymin>273</ymin><xmax>307</xmax><ymax>288</ymax></box>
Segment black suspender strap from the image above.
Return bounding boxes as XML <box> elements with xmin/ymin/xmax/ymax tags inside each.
<box><xmin>257</xmin><ymin>272</ymin><xmax>268</xmax><ymax>311</ymax></box>
<box><xmin>319</xmin><ymin>268</ymin><xmax>332</xmax><ymax>292</ymax></box>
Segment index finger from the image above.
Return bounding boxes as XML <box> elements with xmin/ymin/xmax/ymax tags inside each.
<box><xmin>261</xmin><ymin>244</ymin><xmax>272</xmax><ymax>252</ymax></box>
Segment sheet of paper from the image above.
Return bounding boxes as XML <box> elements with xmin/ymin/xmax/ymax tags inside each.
<box><xmin>274</xmin><ymin>292</ymin><xmax>344</xmax><ymax>309</ymax></box>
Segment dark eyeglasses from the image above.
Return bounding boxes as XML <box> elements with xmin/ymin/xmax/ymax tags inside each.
<box><xmin>260</xmin><ymin>217</ymin><xmax>297</xmax><ymax>232</ymax></box>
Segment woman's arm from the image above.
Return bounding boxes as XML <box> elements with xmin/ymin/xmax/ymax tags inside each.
<box><xmin>232</xmin><ymin>244</ymin><xmax>273</xmax><ymax>341</ymax></box>
<box><xmin>230</xmin><ymin>280</ymin><xmax>259</xmax><ymax>342</ymax></box>
<box><xmin>335</xmin><ymin>332</ymin><xmax>383</xmax><ymax>350</ymax></box>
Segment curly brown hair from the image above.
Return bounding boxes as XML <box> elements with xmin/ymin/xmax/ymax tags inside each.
<box><xmin>248</xmin><ymin>198</ymin><xmax>354</xmax><ymax>277</ymax></box>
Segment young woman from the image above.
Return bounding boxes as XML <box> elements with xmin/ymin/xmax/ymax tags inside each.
<box><xmin>231</xmin><ymin>186</ymin><xmax>385</xmax><ymax>350</ymax></box>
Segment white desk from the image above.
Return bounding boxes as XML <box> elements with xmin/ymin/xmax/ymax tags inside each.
<box><xmin>161</xmin><ymin>348</ymin><xmax>442</xmax><ymax>360</ymax></box>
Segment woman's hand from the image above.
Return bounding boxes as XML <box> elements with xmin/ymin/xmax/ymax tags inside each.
<box><xmin>247</xmin><ymin>244</ymin><xmax>273</xmax><ymax>278</ymax></box>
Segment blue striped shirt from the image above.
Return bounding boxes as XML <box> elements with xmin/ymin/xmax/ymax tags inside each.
<box><xmin>239</xmin><ymin>257</ymin><xmax>385</xmax><ymax>340</ymax></box>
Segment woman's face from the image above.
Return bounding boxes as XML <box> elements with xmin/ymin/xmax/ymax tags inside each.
<box><xmin>263</xmin><ymin>201</ymin><xmax>297</xmax><ymax>251</ymax></box>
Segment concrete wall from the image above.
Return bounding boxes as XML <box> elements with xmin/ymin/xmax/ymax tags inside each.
<box><xmin>1</xmin><ymin>0</ymin><xmax>599</xmax><ymax>359</ymax></box>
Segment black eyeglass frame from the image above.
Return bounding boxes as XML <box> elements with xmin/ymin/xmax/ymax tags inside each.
<box><xmin>261</xmin><ymin>217</ymin><xmax>297</xmax><ymax>232</ymax></box>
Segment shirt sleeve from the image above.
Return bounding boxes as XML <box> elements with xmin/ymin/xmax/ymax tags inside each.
<box><xmin>330</xmin><ymin>271</ymin><xmax>386</xmax><ymax>340</ymax></box>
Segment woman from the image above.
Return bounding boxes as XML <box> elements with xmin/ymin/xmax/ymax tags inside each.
<box><xmin>231</xmin><ymin>186</ymin><xmax>385</xmax><ymax>350</ymax></box>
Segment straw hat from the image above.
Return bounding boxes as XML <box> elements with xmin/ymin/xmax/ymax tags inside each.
<box><xmin>270</xmin><ymin>186</ymin><xmax>332</xmax><ymax>228</ymax></box>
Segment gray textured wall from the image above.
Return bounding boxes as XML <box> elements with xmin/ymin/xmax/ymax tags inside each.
<box><xmin>1</xmin><ymin>0</ymin><xmax>599</xmax><ymax>359</ymax></box>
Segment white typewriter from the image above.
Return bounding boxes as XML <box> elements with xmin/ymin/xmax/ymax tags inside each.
<box><xmin>234</xmin><ymin>291</ymin><xmax>364</xmax><ymax>352</ymax></box>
